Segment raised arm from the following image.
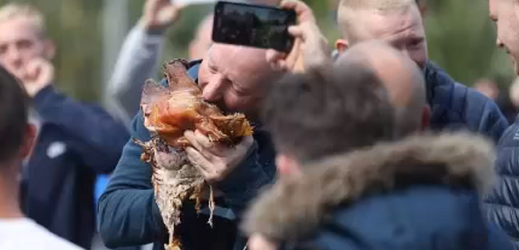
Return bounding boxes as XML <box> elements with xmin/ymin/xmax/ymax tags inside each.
<box><xmin>19</xmin><ymin>58</ymin><xmax>129</xmax><ymax>174</ymax></box>
<box><xmin>105</xmin><ymin>0</ymin><xmax>185</xmax><ymax>127</ymax></box>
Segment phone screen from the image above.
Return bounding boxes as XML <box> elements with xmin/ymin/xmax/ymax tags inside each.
<box><xmin>212</xmin><ymin>1</ymin><xmax>296</xmax><ymax>53</ymax></box>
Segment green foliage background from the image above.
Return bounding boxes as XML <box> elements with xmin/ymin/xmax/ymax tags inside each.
<box><xmin>0</xmin><ymin>0</ymin><xmax>514</xmax><ymax>102</ymax></box>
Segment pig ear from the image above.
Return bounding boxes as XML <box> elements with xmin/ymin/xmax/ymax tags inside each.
<box><xmin>141</xmin><ymin>79</ymin><xmax>168</xmax><ymax>114</ymax></box>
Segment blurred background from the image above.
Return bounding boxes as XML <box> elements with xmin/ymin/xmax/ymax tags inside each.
<box><xmin>0</xmin><ymin>0</ymin><xmax>513</xmax><ymax>103</ymax></box>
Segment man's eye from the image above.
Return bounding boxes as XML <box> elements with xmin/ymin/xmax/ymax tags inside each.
<box><xmin>410</xmin><ymin>39</ymin><xmax>423</xmax><ymax>48</ymax></box>
<box><xmin>17</xmin><ymin>40</ymin><xmax>32</xmax><ymax>50</ymax></box>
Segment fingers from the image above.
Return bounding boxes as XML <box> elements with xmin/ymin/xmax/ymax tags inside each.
<box><xmin>195</xmin><ymin>130</ymin><xmax>213</xmax><ymax>148</ymax></box>
<box><xmin>25</xmin><ymin>58</ymin><xmax>54</xmax><ymax>85</ymax></box>
<box><xmin>184</xmin><ymin>130</ymin><xmax>227</xmax><ymax>157</ymax></box>
<box><xmin>280</xmin><ymin>0</ymin><xmax>316</xmax><ymax>23</ymax></box>
<box><xmin>288</xmin><ymin>26</ymin><xmax>304</xmax><ymax>40</ymax></box>
<box><xmin>266</xmin><ymin>49</ymin><xmax>288</xmax><ymax>71</ymax></box>
<box><xmin>285</xmin><ymin>38</ymin><xmax>302</xmax><ymax>69</ymax></box>
<box><xmin>186</xmin><ymin>147</ymin><xmax>212</xmax><ymax>176</ymax></box>
<box><xmin>184</xmin><ymin>130</ymin><xmax>213</xmax><ymax>160</ymax></box>
<box><xmin>266</xmin><ymin>49</ymin><xmax>285</xmax><ymax>63</ymax></box>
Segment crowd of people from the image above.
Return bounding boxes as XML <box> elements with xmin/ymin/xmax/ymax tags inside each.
<box><xmin>2</xmin><ymin>0</ymin><xmax>519</xmax><ymax>250</ymax></box>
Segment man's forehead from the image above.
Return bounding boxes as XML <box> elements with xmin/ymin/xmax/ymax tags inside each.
<box><xmin>0</xmin><ymin>17</ymin><xmax>40</xmax><ymax>41</ymax></box>
<box><xmin>208</xmin><ymin>45</ymin><xmax>267</xmax><ymax>67</ymax></box>
<box><xmin>208</xmin><ymin>45</ymin><xmax>243</xmax><ymax>62</ymax></box>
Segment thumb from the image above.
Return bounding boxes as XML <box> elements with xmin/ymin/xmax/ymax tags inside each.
<box><xmin>288</xmin><ymin>26</ymin><xmax>305</xmax><ymax>41</ymax></box>
<box><xmin>165</xmin><ymin>4</ymin><xmax>183</xmax><ymax>22</ymax></box>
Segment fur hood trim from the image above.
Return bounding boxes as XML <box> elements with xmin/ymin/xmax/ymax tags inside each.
<box><xmin>241</xmin><ymin>132</ymin><xmax>496</xmax><ymax>242</ymax></box>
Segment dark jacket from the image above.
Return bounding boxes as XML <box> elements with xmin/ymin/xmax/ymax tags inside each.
<box><xmin>485</xmin><ymin>117</ymin><xmax>519</xmax><ymax>249</ymax></box>
<box><xmin>424</xmin><ymin>61</ymin><xmax>508</xmax><ymax>142</ymax></box>
<box><xmin>243</xmin><ymin>133</ymin><xmax>513</xmax><ymax>250</ymax></box>
<box><xmin>97</xmin><ymin>60</ymin><xmax>277</xmax><ymax>250</ymax></box>
<box><xmin>20</xmin><ymin>85</ymin><xmax>129</xmax><ymax>249</ymax></box>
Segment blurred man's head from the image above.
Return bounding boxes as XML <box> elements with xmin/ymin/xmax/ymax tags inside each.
<box><xmin>336</xmin><ymin>40</ymin><xmax>429</xmax><ymax>137</ymax></box>
<box><xmin>198</xmin><ymin>44</ymin><xmax>282</xmax><ymax>119</ymax></box>
<box><xmin>0</xmin><ymin>65</ymin><xmax>34</xmax><ymax>179</ymax></box>
<box><xmin>189</xmin><ymin>14</ymin><xmax>214</xmax><ymax>60</ymax></box>
<box><xmin>488</xmin><ymin>0</ymin><xmax>519</xmax><ymax>75</ymax></box>
<box><xmin>263</xmin><ymin>65</ymin><xmax>394</xmax><ymax>176</ymax></box>
<box><xmin>474</xmin><ymin>78</ymin><xmax>499</xmax><ymax>100</ymax></box>
<box><xmin>336</xmin><ymin>0</ymin><xmax>428</xmax><ymax>68</ymax></box>
<box><xmin>0</xmin><ymin>4</ymin><xmax>55</xmax><ymax>79</ymax></box>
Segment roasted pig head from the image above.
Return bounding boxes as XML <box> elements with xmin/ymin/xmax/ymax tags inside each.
<box><xmin>141</xmin><ymin>59</ymin><xmax>253</xmax><ymax>148</ymax></box>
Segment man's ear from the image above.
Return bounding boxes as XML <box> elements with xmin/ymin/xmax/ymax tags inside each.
<box><xmin>420</xmin><ymin>105</ymin><xmax>431</xmax><ymax>131</ymax></box>
<box><xmin>43</xmin><ymin>39</ymin><xmax>56</xmax><ymax>61</ymax></box>
<box><xmin>335</xmin><ymin>39</ymin><xmax>349</xmax><ymax>54</ymax></box>
<box><xmin>19</xmin><ymin>124</ymin><xmax>36</xmax><ymax>159</ymax></box>
<box><xmin>275</xmin><ymin>154</ymin><xmax>301</xmax><ymax>177</ymax></box>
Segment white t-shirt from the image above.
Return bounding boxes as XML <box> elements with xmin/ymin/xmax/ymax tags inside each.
<box><xmin>0</xmin><ymin>218</ymin><xmax>84</xmax><ymax>250</ymax></box>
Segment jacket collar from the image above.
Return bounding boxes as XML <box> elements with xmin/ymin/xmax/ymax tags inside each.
<box><xmin>242</xmin><ymin>132</ymin><xmax>496</xmax><ymax>242</ymax></box>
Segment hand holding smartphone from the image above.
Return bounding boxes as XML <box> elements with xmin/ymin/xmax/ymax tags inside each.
<box><xmin>211</xmin><ymin>1</ymin><xmax>297</xmax><ymax>53</ymax></box>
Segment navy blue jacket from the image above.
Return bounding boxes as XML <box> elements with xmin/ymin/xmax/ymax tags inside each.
<box><xmin>98</xmin><ymin>60</ymin><xmax>507</xmax><ymax>250</ymax></box>
<box><xmin>243</xmin><ymin>134</ymin><xmax>514</xmax><ymax>250</ymax></box>
<box><xmin>20</xmin><ymin>85</ymin><xmax>129</xmax><ymax>249</ymax></box>
<box><xmin>485</xmin><ymin>117</ymin><xmax>519</xmax><ymax>249</ymax></box>
<box><xmin>424</xmin><ymin>61</ymin><xmax>508</xmax><ymax>142</ymax></box>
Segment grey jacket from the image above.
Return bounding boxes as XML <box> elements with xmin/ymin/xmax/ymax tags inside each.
<box><xmin>105</xmin><ymin>24</ymin><xmax>166</xmax><ymax>128</ymax></box>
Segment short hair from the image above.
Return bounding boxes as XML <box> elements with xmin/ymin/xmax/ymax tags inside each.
<box><xmin>337</xmin><ymin>0</ymin><xmax>416</xmax><ymax>42</ymax></box>
<box><xmin>263</xmin><ymin>65</ymin><xmax>394</xmax><ymax>164</ymax></box>
<box><xmin>0</xmin><ymin>65</ymin><xmax>30</xmax><ymax>164</ymax></box>
<box><xmin>0</xmin><ymin>3</ymin><xmax>46</xmax><ymax>37</ymax></box>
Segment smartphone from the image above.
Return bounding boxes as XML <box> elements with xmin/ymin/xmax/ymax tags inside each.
<box><xmin>212</xmin><ymin>1</ymin><xmax>297</xmax><ymax>53</ymax></box>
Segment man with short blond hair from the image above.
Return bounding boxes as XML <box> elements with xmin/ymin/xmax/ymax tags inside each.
<box><xmin>0</xmin><ymin>3</ymin><xmax>129</xmax><ymax>249</ymax></box>
<box><xmin>333</xmin><ymin>0</ymin><xmax>508</xmax><ymax>143</ymax></box>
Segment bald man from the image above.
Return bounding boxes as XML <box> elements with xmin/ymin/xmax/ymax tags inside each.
<box><xmin>99</xmin><ymin>43</ymin><xmax>283</xmax><ymax>250</ymax></box>
<box><xmin>335</xmin><ymin>40</ymin><xmax>429</xmax><ymax>137</ymax></box>
<box><xmin>243</xmin><ymin>40</ymin><xmax>513</xmax><ymax>250</ymax></box>
<box><xmin>334</xmin><ymin>0</ymin><xmax>508</xmax><ymax>143</ymax></box>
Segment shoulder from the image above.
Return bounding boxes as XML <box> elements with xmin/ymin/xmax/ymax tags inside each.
<box><xmin>306</xmin><ymin>188</ymin><xmax>483</xmax><ymax>249</ymax></box>
<box><xmin>496</xmin><ymin>119</ymin><xmax>519</xmax><ymax>149</ymax></box>
<box><xmin>425</xmin><ymin>61</ymin><xmax>488</xmax><ymax>106</ymax></box>
<box><xmin>425</xmin><ymin>61</ymin><xmax>504</xmax><ymax>128</ymax></box>
<box><xmin>2</xmin><ymin>219</ymin><xmax>84</xmax><ymax>250</ymax></box>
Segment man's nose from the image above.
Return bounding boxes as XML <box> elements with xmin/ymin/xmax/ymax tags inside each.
<box><xmin>400</xmin><ymin>48</ymin><xmax>410</xmax><ymax>57</ymax></box>
<box><xmin>202</xmin><ymin>79</ymin><xmax>225</xmax><ymax>102</ymax></box>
